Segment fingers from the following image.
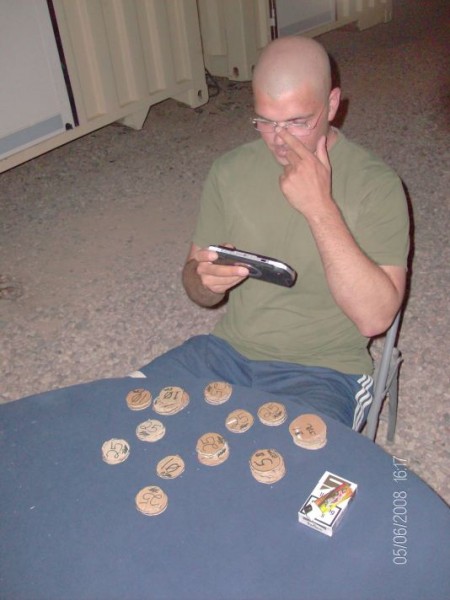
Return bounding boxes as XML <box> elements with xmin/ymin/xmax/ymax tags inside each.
<box><xmin>277</xmin><ymin>131</ymin><xmax>332</xmax><ymax>216</ymax></box>
<box><xmin>315</xmin><ymin>135</ymin><xmax>329</xmax><ymax>167</ymax></box>
<box><xmin>277</xmin><ymin>129</ymin><xmax>310</xmax><ymax>158</ymax></box>
<box><xmin>194</xmin><ymin>247</ymin><xmax>220</xmax><ymax>264</ymax></box>
<box><xmin>198</xmin><ymin>259</ymin><xmax>249</xmax><ymax>279</ymax></box>
<box><xmin>278</xmin><ymin>130</ymin><xmax>330</xmax><ymax>169</ymax></box>
<box><xmin>194</xmin><ymin>244</ymin><xmax>236</xmax><ymax>264</ymax></box>
<box><xmin>195</xmin><ymin>246</ymin><xmax>249</xmax><ymax>294</ymax></box>
<box><xmin>199</xmin><ymin>263</ymin><xmax>249</xmax><ymax>294</ymax></box>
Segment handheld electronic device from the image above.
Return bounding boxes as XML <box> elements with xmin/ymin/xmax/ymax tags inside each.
<box><xmin>209</xmin><ymin>245</ymin><xmax>297</xmax><ymax>288</ymax></box>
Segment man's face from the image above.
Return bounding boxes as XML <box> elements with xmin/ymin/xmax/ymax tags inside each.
<box><xmin>253</xmin><ymin>87</ymin><xmax>334</xmax><ymax>165</ymax></box>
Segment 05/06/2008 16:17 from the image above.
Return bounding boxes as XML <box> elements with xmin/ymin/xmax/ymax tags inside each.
<box><xmin>392</xmin><ymin>456</ymin><xmax>408</xmax><ymax>565</ymax></box>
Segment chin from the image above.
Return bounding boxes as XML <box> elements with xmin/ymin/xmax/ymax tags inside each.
<box><xmin>271</xmin><ymin>149</ymin><xmax>289</xmax><ymax>165</ymax></box>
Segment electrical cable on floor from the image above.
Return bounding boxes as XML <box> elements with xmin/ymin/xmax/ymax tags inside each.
<box><xmin>205</xmin><ymin>68</ymin><xmax>221</xmax><ymax>98</ymax></box>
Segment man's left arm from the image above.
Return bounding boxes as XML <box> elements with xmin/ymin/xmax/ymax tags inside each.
<box><xmin>278</xmin><ymin>131</ymin><xmax>407</xmax><ymax>337</ymax></box>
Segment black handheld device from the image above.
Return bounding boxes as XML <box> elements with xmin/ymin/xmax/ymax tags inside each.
<box><xmin>209</xmin><ymin>245</ymin><xmax>297</xmax><ymax>288</ymax></box>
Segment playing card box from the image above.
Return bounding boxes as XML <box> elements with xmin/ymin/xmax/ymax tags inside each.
<box><xmin>298</xmin><ymin>471</ymin><xmax>357</xmax><ymax>536</ymax></box>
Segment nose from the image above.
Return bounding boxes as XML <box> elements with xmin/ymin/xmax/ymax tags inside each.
<box><xmin>273</xmin><ymin>125</ymin><xmax>287</xmax><ymax>144</ymax></box>
<box><xmin>274</xmin><ymin>123</ymin><xmax>287</xmax><ymax>133</ymax></box>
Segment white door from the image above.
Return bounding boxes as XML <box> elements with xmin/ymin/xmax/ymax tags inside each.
<box><xmin>275</xmin><ymin>0</ymin><xmax>336</xmax><ymax>36</ymax></box>
<box><xmin>0</xmin><ymin>0</ymin><xmax>75</xmax><ymax>160</ymax></box>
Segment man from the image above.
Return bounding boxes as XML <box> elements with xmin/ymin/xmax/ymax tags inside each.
<box><xmin>151</xmin><ymin>36</ymin><xmax>409</xmax><ymax>430</ymax></box>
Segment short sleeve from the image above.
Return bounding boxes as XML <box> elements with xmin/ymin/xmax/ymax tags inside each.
<box><xmin>354</xmin><ymin>174</ymin><xmax>410</xmax><ymax>267</ymax></box>
<box><xmin>192</xmin><ymin>161</ymin><xmax>228</xmax><ymax>249</ymax></box>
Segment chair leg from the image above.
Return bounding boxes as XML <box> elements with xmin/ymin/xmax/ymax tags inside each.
<box><xmin>387</xmin><ymin>364</ymin><xmax>400</xmax><ymax>442</ymax></box>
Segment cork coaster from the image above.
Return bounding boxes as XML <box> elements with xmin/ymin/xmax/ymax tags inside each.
<box><xmin>101</xmin><ymin>438</ymin><xmax>130</xmax><ymax>465</ymax></box>
<box><xmin>126</xmin><ymin>388</ymin><xmax>152</xmax><ymax>411</ymax></box>
<box><xmin>156</xmin><ymin>455</ymin><xmax>185</xmax><ymax>480</ymax></box>
<box><xmin>225</xmin><ymin>409</ymin><xmax>254</xmax><ymax>433</ymax></box>
<box><xmin>198</xmin><ymin>445</ymin><xmax>230</xmax><ymax>466</ymax></box>
<box><xmin>136</xmin><ymin>419</ymin><xmax>166</xmax><ymax>443</ymax></box>
<box><xmin>289</xmin><ymin>414</ymin><xmax>327</xmax><ymax>450</ymax></box>
<box><xmin>153</xmin><ymin>386</ymin><xmax>189</xmax><ymax>415</ymax></box>
<box><xmin>249</xmin><ymin>449</ymin><xmax>286</xmax><ymax>484</ymax></box>
<box><xmin>196</xmin><ymin>432</ymin><xmax>230</xmax><ymax>466</ymax></box>
<box><xmin>135</xmin><ymin>485</ymin><xmax>168</xmax><ymax>516</ymax></box>
<box><xmin>204</xmin><ymin>381</ymin><xmax>233</xmax><ymax>405</ymax></box>
<box><xmin>257</xmin><ymin>402</ymin><xmax>287</xmax><ymax>426</ymax></box>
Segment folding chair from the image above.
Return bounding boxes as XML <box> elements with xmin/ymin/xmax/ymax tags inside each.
<box><xmin>365</xmin><ymin>312</ymin><xmax>403</xmax><ymax>442</ymax></box>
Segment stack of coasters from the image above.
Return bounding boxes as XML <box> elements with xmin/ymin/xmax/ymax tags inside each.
<box><xmin>136</xmin><ymin>419</ymin><xmax>166</xmax><ymax>442</ymax></box>
<box><xmin>204</xmin><ymin>381</ymin><xmax>233</xmax><ymax>405</ymax></box>
<box><xmin>101</xmin><ymin>438</ymin><xmax>130</xmax><ymax>465</ymax></box>
<box><xmin>249</xmin><ymin>449</ymin><xmax>286</xmax><ymax>484</ymax></box>
<box><xmin>196</xmin><ymin>432</ymin><xmax>230</xmax><ymax>466</ymax></box>
<box><xmin>153</xmin><ymin>386</ymin><xmax>189</xmax><ymax>415</ymax></box>
<box><xmin>257</xmin><ymin>402</ymin><xmax>287</xmax><ymax>426</ymax></box>
<box><xmin>135</xmin><ymin>485</ymin><xmax>168</xmax><ymax>516</ymax></box>
<box><xmin>156</xmin><ymin>455</ymin><xmax>185</xmax><ymax>480</ymax></box>
<box><xmin>289</xmin><ymin>414</ymin><xmax>327</xmax><ymax>450</ymax></box>
<box><xmin>225</xmin><ymin>409</ymin><xmax>254</xmax><ymax>433</ymax></box>
<box><xmin>298</xmin><ymin>471</ymin><xmax>357</xmax><ymax>536</ymax></box>
<box><xmin>126</xmin><ymin>388</ymin><xmax>152</xmax><ymax>411</ymax></box>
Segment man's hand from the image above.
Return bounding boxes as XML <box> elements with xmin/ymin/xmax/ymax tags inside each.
<box><xmin>194</xmin><ymin>246</ymin><xmax>249</xmax><ymax>295</ymax></box>
<box><xmin>182</xmin><ymin>244</ymin><xmax>249</xmax><ymax>308</ymax></box>
<box><xmin>278</xmin><ymin>131</ymin><xmax>332</xmax><ymax>218</ymax></box>
<box><xmin>275</xmin><ymin>130</ymin><xmax>405</xmax><ymax>336</ymax></box>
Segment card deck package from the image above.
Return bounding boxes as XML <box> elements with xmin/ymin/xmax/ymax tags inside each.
<box><xmin>298</xmin><ymin>471</ymin><xmax>357</xmax><ymax>536</ymax></box>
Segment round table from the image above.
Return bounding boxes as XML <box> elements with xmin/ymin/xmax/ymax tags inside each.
<box><xmin>1</xmin><ymin>363</ymin><xmax>449</xmax><ymax>600</ymax></box>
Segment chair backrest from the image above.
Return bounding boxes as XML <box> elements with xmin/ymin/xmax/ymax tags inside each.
<box><xmin>365</xmin><ymin>312</ymin><xmax>403</xmax><ymax>441</ymax></box>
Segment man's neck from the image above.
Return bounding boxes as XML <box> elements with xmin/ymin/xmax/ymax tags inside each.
<box><xmin>326</xmin><ymin>126</ymin><xmax>339</xmax><ymax>150</ymax></box>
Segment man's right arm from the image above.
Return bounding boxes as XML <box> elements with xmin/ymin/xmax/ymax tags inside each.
<box><xmin>182</xmin><ymin>243</ymin><xmax>249</xmax><ymax>308</ymax></box>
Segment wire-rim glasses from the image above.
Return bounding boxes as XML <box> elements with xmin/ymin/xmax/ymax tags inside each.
<box><xmin>252</xmin><ymin>104</ymin><xmax>326</xmax><ymax>136</ymax></box>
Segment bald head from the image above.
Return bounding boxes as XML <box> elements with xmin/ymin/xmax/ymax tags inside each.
<box><xmin>252</xmin><ymin>36</ymin><xmax>332</xmax><ymax>102</ymax></box>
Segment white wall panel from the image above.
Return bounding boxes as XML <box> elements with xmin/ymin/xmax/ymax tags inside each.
<box><xmin>1</xmin><ymin>0</ymin><xmax>208</xmax><ymax>173</ymax></box>
<box><xmin>0</xmin><ymin>1</ymin><xmax>74</xmax><ymax>160</ymax></box>
<box><xmin>199</xmin><ymin>0</ymin><xmax>393</xmax><ymax>82</ymax></box>
<box><xmin>338</xmin><ymin>0</ymin><xmax>392</xmax><ymax>29</ymax></box>
<box><xmin>198</xmin><ymin>0</ymin><xmax>271</xmax><ymax>81</ymax></box>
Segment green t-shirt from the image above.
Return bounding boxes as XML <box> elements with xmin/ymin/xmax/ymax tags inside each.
<box><xmin>193</xmin><ymin>131</ymin><xmax>409</xmax><ymax>374</ymax></box>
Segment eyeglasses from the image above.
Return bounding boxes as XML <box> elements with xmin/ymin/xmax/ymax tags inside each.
<box><xmin>251</xmin><ymin>104</ymin><xmax>326</xmax><ymax>136</ymax></box>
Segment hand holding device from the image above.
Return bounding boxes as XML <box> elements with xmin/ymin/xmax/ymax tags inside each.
<box><xmin>208</xmin><ymin>245</ymin><xmax>297</xmax><ymax>288</ymax></box>
<box><xmin>191</xmin><ymin>245</ymin><xmax>250</xmax><ymax>297</ymax></box>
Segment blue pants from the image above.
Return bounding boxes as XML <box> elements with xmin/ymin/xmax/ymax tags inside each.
<box><xmin>139</xmin><ymin>335</ymin><xmax>373</xmax><ymax>430</ymax></box>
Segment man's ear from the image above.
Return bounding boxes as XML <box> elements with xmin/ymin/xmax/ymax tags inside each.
<box><xmin>327</xmin><ymin>87</ymin><xmax>341</xmax><ymax>122</ymax></box>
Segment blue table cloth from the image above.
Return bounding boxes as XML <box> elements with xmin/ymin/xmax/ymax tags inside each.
<box><xmin>1</xmin><ymin>359</ymin><xmax>449</xmax><ymax>600</ymax></box>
